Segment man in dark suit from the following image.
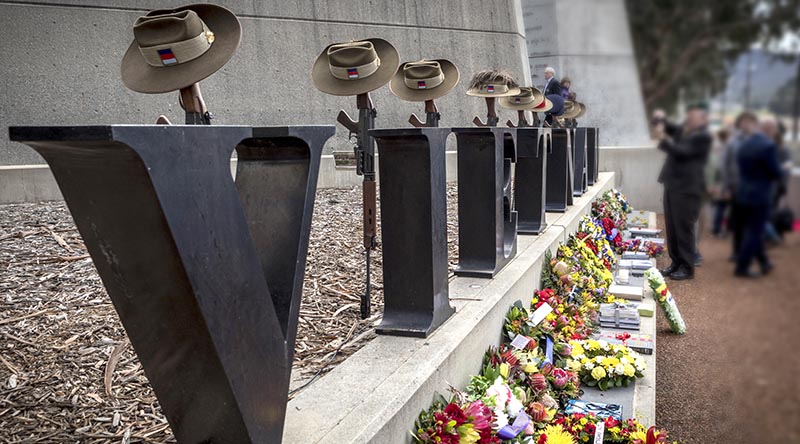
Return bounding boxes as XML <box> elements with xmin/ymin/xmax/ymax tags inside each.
<box><xmin>543</xmin><ymin>67</ymin><xmax>564</xmax><ymax>125</ymax></box>
<box><xmin>734</xmin><ymin>113</ymin><xmax>783</xmax><ymax>277</ymax></box>
<box><xmin>653</xmin><ymin>103</ymin><xmax>712</xmax><ymax>280</ymax></box>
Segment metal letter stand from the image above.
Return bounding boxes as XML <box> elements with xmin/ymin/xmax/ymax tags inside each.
<box><xmin>452</xmin><ymin>127</ymin><xmax>518</xmax><ymax>278</ymax></box>
<box><xmin>572</xmin><ymin>127</ymin><xmax>588</xmax><ymax>196</ymax></box>
<box><xmin>370</xmin><ymin>128</ymin><xmax>455</xmax><ymax>337</ymax></box>
<box><xmin>514</xmin><ymin>127</ymin><xmax>550</xmax><ymax>234</ymax></box>
<box><xmin>586</xmin><ymin>127</ymin><xmax>600</xmax><ymax>185</ymax></box>
<box><xmin>545</xmin><ymin>128</ymin><xmax>573</xmax><ymax>212</ymax></box>
<box><xmin>9</xmin><ymin>124</ymin><xmax>334</xmax><ymax>444</ymax></box>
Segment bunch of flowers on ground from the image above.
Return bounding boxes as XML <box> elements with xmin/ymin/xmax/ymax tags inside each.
<box><xmin>553</xmin><ymin>414</ymin><xmax>670</xmax><ymax>444</ymax></box>
<box><xmin>412</xmin><ymin>396</ymin><xmax>499</xmax><ymax>444</ymax></box>
<box><xmin>412</xmin><ymin>192</ymin><xmax>673</xmax><ymax>443</ymax></box>
<box><xmin>592</xmin><ymin>189</ymin><xmax>631</xmax><ymax>232</ymax></box>
<box><xmin>644</xmin><ymin>268</ymin><xmax>686</xmax><ymax>335</ymax></box>
<box><xmin>620</xmin><ymin>239</ymin><xmax>664</xmax><ymax>258</ymax></box>
<box><xmin>566</xmin><ymin>340</ymin><xmax>646</xmax><ymax>390</ymax></box>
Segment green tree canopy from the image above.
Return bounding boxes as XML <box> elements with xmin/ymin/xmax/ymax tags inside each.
<box><xmin>626</xmin><ymin>0</ymin><xmax>800</xmax><ymax>113</ymax></box>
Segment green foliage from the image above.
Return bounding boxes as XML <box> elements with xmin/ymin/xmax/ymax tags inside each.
<box><xmin>626</xmin><ymin>0</ymin><xmax>800</xmax><ymax>113</ymax></box>
<box><xmin>541</xmin><ymin>249</ymin><xmax>559</xmax><ymax>291</ymax></box>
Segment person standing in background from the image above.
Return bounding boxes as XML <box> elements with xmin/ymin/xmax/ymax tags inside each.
<box><xmin>722</xmin><ymin>114</ymin><xmax>747</xmax><ymax>261</ymax></box>
<box><xmin>734</xmin><ymin>114</ymin><xmax>783</xmax><ymax>277</ymax></box>
<box><xmin>652</xmin><ymin>103</ymin><xmax>713</xmax><ymax>280</ymax></box>
<box><xmin>561</xmin><ymin>77</ymin><xmax>576</xmax><ymax>101</ymax></box>
<box><xmin>542</xmin><ymin>66</ymin><xmax>565</xmax><ymax>126</ymax></box>
<box><xmin>708</xmin><ymin>128</ymin><xmax>731</xmax><ymax>237</ymax></box>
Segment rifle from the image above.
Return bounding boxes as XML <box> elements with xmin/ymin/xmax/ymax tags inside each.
<box><xmin>506</xmin><ymin>110</ymin><xmax>530</xmax><ymax>128</ymax></box>
<box><xmin>473</xmin><ymin>97</ymin><xmax>500</xmax><ymax>127</ymax></box>
<box><xmin>153</xmin><ymin>83</ymin><xmax>212</xmax><ymax>125</ymax></box>
<box><xmin>409</xmin><ymin>99</ymin><xmax>441</xmax><ymax>128</ymax></box>
<box><xmin>179</xmin><ymin>83</ymin><xmax>213</xmax><ymax>125</ymax></box>
<box><xmin>336</xmin><ymin>93</ymin><xmax>377</xmax><ymax>320</ymax></box>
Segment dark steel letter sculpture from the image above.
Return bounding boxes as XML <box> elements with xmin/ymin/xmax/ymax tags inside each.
<box><xmin>514</xmin><ymin>127</ymin><xmax>550</xmax><ymax>234</ymax></box>
<box><xmin>370</xmin><ymin>127</ymin><xmax>455</xmax><ymax>337</ymax></box>
<box><xmin>545</xmin><ymin>128</ymin><xmax>573</xmax><ymax>212</ymax></box>
<box><xmin>586</xmin><ymin>127</ymin><xmax>600</xmax><ymax>185</ymax></box>
<box><xmin>452</xmin><ymin>127</ymin><xmax>518</xmax><ymax>278</ymax></box>
<box><xmin>572</xmin><ymin>127</ymin><xmax>588</xmax><ymax>196</ymax></box>
<box><xmin>9</xmin><ymin>124</ymin><xmax>334</xmax><ymax>444</ymax></box>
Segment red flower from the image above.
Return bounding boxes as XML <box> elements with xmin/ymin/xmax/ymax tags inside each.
<box><xmin>537</xmin><ymin>434</ymin><xmax>548</xmax><ymax>444</ymax></box>
<box><xmin>443</xmin><ymin>403</ymin><xmax>467</xmax><ymax>425</ymax></box>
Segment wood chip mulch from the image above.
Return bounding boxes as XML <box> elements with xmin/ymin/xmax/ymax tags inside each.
<box><xmin>0</xmin><ymin>184</ymin><xmax>460</xmax><ymax>443</ymax></box>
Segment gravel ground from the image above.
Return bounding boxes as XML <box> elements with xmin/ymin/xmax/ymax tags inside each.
<box><xmin>0</xmin><ymin>185</ymin><xmax>459</xmax><ymax>443</ymax></box>
<box><xmin>655</xmin><ymin>218</ymin><xmax>800</xmax><ymax>443</ymax></box>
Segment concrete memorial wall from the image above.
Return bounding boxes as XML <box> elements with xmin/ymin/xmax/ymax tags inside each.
<box><xmin>521</xmin><ymin>0</ymin><xmax>651</xmax><ymax>147</ymax></box>
<box><xmin>0</xmin><ymin>0</ymin><xmax>530</xmax><ymax>165</ymax></box>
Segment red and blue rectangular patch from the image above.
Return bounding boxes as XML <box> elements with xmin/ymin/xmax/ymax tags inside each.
<box><xmin>417</xmin><ymin>81</ymin><xmax>426</xmax><ymax>89</ymax></box>
<box><xmin>158</xmin><ymin>48</ymin><xmax>177</xmax><ymax>65</ymax></box>
<box><xmin>487</xmin><ymin>85</ymin><xmax>495</xmax><ymax>93</ymax></box>
<box><xmin>347</xmin><ymin>68</ymin><xmax>359</xmax><ymax>79</ymax></box>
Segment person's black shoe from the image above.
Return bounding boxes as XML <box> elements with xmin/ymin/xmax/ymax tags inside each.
<box><xmin>660</xmin><ymin>264</ymin><xmax>679</xmax><ymax>276</ymax></box>
<box><xmin>734</xmin><ymin>270</ymin><xmax>761</xmax><ymax>279</ymax></box>
<box><xmin>761</xmin><ymin>263</ymin><xmax>774</xmax><ymax>276</ymax></box>
<box><xmin>669</xmin><ymin>267</ymin><xmax>694</xmax><ymax>281</ymax></box>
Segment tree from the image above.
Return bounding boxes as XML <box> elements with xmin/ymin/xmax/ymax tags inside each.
<box><xmin>626</xmin><ymin>0</ymin><xmax>800</xmax><ymax>113</ymax></box>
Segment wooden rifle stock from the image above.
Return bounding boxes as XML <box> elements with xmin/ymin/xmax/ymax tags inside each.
<box><xmin>409</xmin><ymin>99</ymin><xmax>441</xmax><ymax>128</ymax></box>
<box><xmin>473</xmin><ymin>97</ymin><xmax>499</xmax><ymax>127</ymax></box>
<box><xmin>179</xmin><ymin>83</ymin><xmax>212</xmax><ymax>125</ymax></box>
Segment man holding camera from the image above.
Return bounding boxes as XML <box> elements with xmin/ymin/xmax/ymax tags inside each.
<box><xmin>652</xmin><ymin>103</ymin><xmax>712</xmax><ymax>280</ymax></box>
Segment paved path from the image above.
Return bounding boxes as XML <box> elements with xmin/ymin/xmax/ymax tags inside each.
<box><xmin>656</xmin><ymin>227</ymin><xmax>800</xmax><ymax>443</ymax></box>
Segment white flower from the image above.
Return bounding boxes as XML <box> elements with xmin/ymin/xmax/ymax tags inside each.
<box><xmin>494</xmin><ymin>410</ymin><xmax>510</xmax><ymax>429</ymax></box>
<box><xmin>486</xmin><ymin>377</ymin><xmax>511</xmax><ymax>406</ymax></box>
<box><xmin>615</xmin><ymin>364</ymin><xmax>625</xmax><ymax>375</ymax></box>
<box><xmin>620</xmin><ymin>357</ymin><xmax>630</xmax><ymax>365</ymax></box>
<box><xmin>585</xmin><ymin>362</ymin><xmax>595</xmax><ymax>370</ymax></box>
<box><xmin>507</xmin><ymin>397</ymin><xmax>524</xmax><ymax>416</ymax></box>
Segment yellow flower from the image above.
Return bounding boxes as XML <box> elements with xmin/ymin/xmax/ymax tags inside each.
<box><xmin>586</xmin><ymin>339</ymin><xmax>600</xmax><ymax>351</ymax></box>
<box><xmin>623</xmin><ymin>364</ymin><xmax>636</xmax><ymax>377</ymax></box>
<box><xmin>524</xmin><ymin>362</ymin><xmax>538</xmax><ymax>373</ymax></box>
<box><xmin>500</xmin><ymin>363</ymin><xmax>509</xmax><ymax>378</ymax></box>
<box><xmin>628</xmin><ymin>430</ymin><xmax>647</xmax><ymax>442</ymax></box>
<box><xmin>539</xmin><ymin>424</ymin><xmax>577</xmax><ymax>444</ymax></box>
<box><xmin>571</xmin><ymin>344</ymin><xmax>585</xmax><ymax>357</ymax></box>
<box><xmin>591</xmin><ymin>366</ymin><xmax>606</xmax><ymax>380</ymax></box>
<box><xmin>567</xmin><ymin>360</ymin><xmax>582</xmax><ymax>372</ymax></box>
<box><xmin>457</xmin><ymin>424</ymin><xmax>480</xmax><ymax>444</ymax></box>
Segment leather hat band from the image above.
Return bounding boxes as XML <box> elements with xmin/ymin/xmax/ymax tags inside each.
<box><xmin>139</xmin><ymin>22</ymin><xmax>214</xmax><ymax>67</ymax></box>
<box><xmin>329</xmin><ymin>58</ymin><xmax>380</xmax><ymax>80</ymax></box>
<box><xmin>405</xmin><ymin>72</ymin><xmax>444</xmax><ymax>90</ymax></box>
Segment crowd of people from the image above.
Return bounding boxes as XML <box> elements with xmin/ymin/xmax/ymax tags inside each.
<box><xmin>652</xmin><ymin>104</ymin><xmax>793</xmax><ymax>280</ymax></box>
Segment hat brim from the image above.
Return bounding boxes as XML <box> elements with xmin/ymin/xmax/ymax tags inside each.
<box><xmin>532</xmin><ymin>97</ymin><xmax>554</xmax><ymax>113</ymax></box>
<box><xmin>466</xmin><ymin>86</ymin><xmax>521</xmax><ymax>97</ymax></box>
<box><xmin>574</xmin><ymin>103</ymin><xmax>587</xmax><ymax>119</ymax></box>
<box><xmin>561</xmin><ymin>101</ymin><xmax>580</xmax><ymax>119</ymax></box>
<box><xmin>121</xmin><ymin>4</ymin><xmax>242</xmax><ymax>94</ymax></box>
<box><xmin>312</xmin><ymin>38</ymin><xmax>399</xmax><ymax>96</ymax></box>
<box><xmin>498</xmin><ymin>87</ymin><xmax>545</xmax><ymax>110</ymax></box>
<box><xmin>389</xmin><ymin>59</ymin><xmax>460</xmax><ymax>102</ymax></box>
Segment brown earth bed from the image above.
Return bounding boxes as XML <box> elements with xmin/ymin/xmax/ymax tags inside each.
<box><xmin>0</xmin><ymin>185</ymin><xmax>459</xmax><ymax>443</ymax></box>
